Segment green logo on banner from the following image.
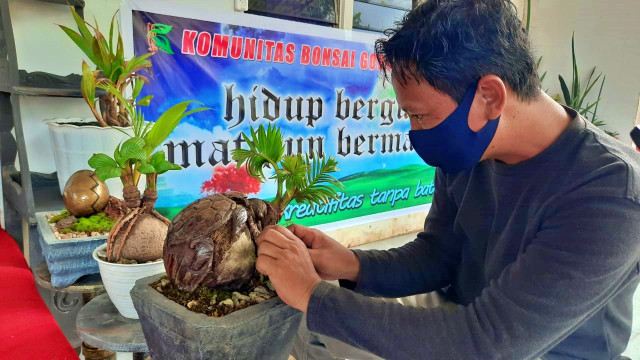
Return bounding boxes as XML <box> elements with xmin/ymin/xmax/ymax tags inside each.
<box><xmin>147</xmin><ymin>23</ymin><xmax>174</xmax><ymax>54</ymax></box>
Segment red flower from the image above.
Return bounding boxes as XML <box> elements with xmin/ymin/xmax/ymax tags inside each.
<box><xmin>201</xmin><ymin>163</ymin><xmax>262</xmax><ymax>195</ymax></box>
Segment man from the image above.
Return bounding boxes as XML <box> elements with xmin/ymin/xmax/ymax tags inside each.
<box><xmin>255</xmin><ymin>0</ymin><xmax>640</xmax><ymax>359</ymax></box>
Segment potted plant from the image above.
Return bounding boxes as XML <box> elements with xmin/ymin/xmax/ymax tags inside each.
<box><xmin>49</xmin><ymin>7</ymin><xmax>154</xmax><ymax>195</ymax></box>
<box><xmin>131</xmin><ymin>124</ymin><xmax>343</xmax><ymax>359</ymax></box>
<box><xmin>90</xmin><ymin>82</ymin><xmax>208</xmax><ymax>319</ymax></box>
<box><xmin>37</xmin><ymin>170</ymin><xmax>128</xmax><ymax>287</ymax></box>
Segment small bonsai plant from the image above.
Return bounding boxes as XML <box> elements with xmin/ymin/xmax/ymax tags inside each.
<box><xmin>59</xmin><ymin>7</ymin><xmax>153</xmax><ymax>127</ymax></box>
<box><xmin>161</xmin><ymin>124</ymin><xmax>343</xmax><ymax>315</ymax></box>
<box><xmin>89</xmin><ymin>81</ymin><xmax>208</xmax><ymax>262</ymax></box>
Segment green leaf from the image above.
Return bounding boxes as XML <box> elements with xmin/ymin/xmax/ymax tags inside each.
<box><xmin>592</xmin><ymin>75</ymin><xmax>605</xmax><ymax>123</ymax></box>
<box><xmin>88</xmin><ymin>153</ymin><xmax>118</xmax><ymax>169</ymax></box>
<box><xmin>119</xmin><ymin>53</ymin><xmax>153</xmax><ymax>84</ymax></box>
<box><xmin>113</xmin><ymin>144</ymin><xmax>126</xmax><ymax>167</ymax></box>
<box><xmin>231</xmin><ymin>124</ymin><xmax>285</xmax><ymax>182</ymax></box>
<box><xmin>59</xmin><ymin>25</ymin><xmax>98</xmax><ymax>65</ymax></box>
<box><xmin>137</xmin><ymin>95</ymin><xmax>153</xmax><ymax>107</ymax></box>
<box><xmin>80</xmin><ymin>61</ymin><xmax>96</xmax><ymax>109</ymax></box>
<box><xmin>151</xmin><ymin>24</ymin><xmax>173</xmax><ymax>35</ymax></box>
<box><xmin>120</xmin><ymin>136</ymin><xmax>146</xmax><ymax>162</ymax></box>
<box><xmin>558</xmin><ymin>75</ymin><xmax>571</xmax><ymax>106</ymax></box>
<box><xmin>289</xmin><ymin>153</ymin><xmax>343</xmax><ymax>206</ymax></box>
<box><xmin>144</xmin><ymin>101</ymin><xmax>209</xmax><ymax>152</ymax></box>
<box><xmin>108</xmin><ymin>13</ymin><xmax>115</xmax><ymax>55</ymax></box>
<box><xmin>70</xmin><ymin>6</ymin><xmax>93</xmax><ymax>44</ymax></box>
<box><xmin>95</xmin><ymin>166</ymin><xmax>123</xmax><ymax>182</ymax></box>
<box><xmin>137</xmin><ymin>163</ymin><xmax>156</xmax><ymax>174</ymax></box>
<box><xmin>149</xmin><ymin>151</ymin><xmax>166</xmax><ymax>166</ymax></box>
<box><xmin>571</xmin><ymin>33</ymin><xmax>580</xmax><ymax>104</ymax></box>
<box><xmin>132</xmin><ymin>79</ymin><xmax>144</xmax><ymax>100</ymax></box>
<box><xmin>277</xmin><ymin>154</ymin><xmax>309</xmax><ymax>193</ymax></box>
<box><xmin>154</xmin><ymin>35</ymin><xmax>174</xmax><ymax>55</ymax></box>
<box><xmin>539</xmin><ymin>71</ymin><xmax>547</xmax><ymax>84</ymax></box>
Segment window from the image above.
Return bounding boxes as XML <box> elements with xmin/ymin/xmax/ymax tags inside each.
<box><xmin>353</xmin><ymin>1</ymin><xmax>409</xmax><ymax>33</ymax></box>
<box><xmin>247</xmin><ymin>0</ymin><xmax>339</xmax><ymax>27</ymax></box>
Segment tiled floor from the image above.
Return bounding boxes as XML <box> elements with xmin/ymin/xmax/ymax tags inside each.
<box><xmin>85</xmin><ymin>232</ymin><xmax>640</xmax><ymax>359</ymax></box>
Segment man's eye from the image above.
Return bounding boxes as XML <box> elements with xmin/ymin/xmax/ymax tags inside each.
<box><xmin>411</xmin><ymin>114</ymin><xmax>423</xmax><ymax>122</ymax></box>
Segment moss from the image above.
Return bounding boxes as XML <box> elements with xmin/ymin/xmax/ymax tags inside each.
<box><xmin>49</xmin><ymin>211</ymin><xmax>70</xmax><ymax>223</ymax></box>
<box><xmin>70</xmin><ymin>213</ymin><xmax>116</xmax><ymax>233</ymax></box>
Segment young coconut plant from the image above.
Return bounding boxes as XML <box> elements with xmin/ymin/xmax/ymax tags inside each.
<box><xmin>164</xmin><ymin>124</ymin><xmax>344</xmax><ymax>292</ymax></box>
<box><xmin>59</xmin><ymin>7</ymin><xmax>154</xmax><ymax>127</ymax></box>
<box><xmin>89</xmin><ymin>81</ymin><xmax>209</xmax><ymax>262</ymax></box>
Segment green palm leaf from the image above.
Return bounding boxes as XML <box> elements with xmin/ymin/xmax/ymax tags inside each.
<box><xmin>232</xmin><ymin>124</ymin><xmax>285</xmax><ymax>181</ymax></box>
<box><xmin>293</xmin><ymin>154</ymin><xmax>343</xmax><ymax>205</ymax></box>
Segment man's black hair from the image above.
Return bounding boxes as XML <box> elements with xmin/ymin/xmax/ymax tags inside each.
<box><xmin>375</xmin><ymin>0</ymin><xmax>541</xmax><ymax>103</ymax></box>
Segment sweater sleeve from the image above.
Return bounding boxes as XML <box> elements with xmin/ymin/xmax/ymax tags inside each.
<box><xmin>341</xmin><ymin>169</ymin><xmax>462</xmax><ymax>298</ymax></box>
<box><xmin>308</xmin><ymin>196</ymin><xmax>640</xmax><ymax>360</ymax></box>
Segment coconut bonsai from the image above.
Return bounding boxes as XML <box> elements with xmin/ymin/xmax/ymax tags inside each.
<box><xmin>49</xmin><ymin>7</ymin><xmax>156</xmax><ymax>195</ymax></box>
<box><xmin>89</xmin><ymin>81</ymin><xmax>208</xmax><ymax>262</ymax></box>
<box><xmin>59</xmin><ymin>7</ymin><xmax>154</xmax><ymax>127</ymax></box>
<box><xmin>86</xmin><ymin>81</ymin><xmax>207</xmax><ymax>318</ymax></box>
<box><xmin>131</xmin><ymin>124</ymin><xmax>343</xmax><ymax>359</ymax></box>
<box><xmin>164</xmin><ymin>124</ymin><xmax>344</xmax><ymax>292</ymax></box>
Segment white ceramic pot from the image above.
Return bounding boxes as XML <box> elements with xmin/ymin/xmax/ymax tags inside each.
<box><xmin>47</xmin><ymin>118</ymin><xmax>145</xmax><ymax>198</ymax></box>
<box><xmin>92</xmin><ymin>243</ymin><xmax>165</xmax><ymax>319</ymax></box>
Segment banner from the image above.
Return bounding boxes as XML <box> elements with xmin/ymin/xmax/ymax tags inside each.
<box><xmin>129</xmin><ymin>8</ymin><xmax>435</xmax><ymax>227</ymax></box>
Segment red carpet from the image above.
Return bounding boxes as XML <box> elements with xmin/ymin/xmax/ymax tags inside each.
<box><xmin>0</xmin><ymin>227</ymin><xmax>78</xmax><ymax>359</ymax></box>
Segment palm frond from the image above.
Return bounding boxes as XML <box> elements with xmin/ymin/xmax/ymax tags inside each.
<box><xmin>292</xmin><ymin>153</ymin><xmax>344</xmax><ymax>206</ymax></box>
<box><xmin>231</xmin><ymin>124</ymin><xmax>285</xmax><ymax>181</ymax></box>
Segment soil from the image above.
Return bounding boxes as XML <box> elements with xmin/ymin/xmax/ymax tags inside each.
<box><xmin>151</xmin><ymin>274</ymin><xmax>276</xmax><ymax>317</ymax></box>
<box><xmin>56</xmin><ymin>121</ymin><xmax>103</xmax><ymax>127</ymax></box>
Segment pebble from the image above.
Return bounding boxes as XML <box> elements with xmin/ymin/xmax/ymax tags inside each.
<box><xmin>155</xmin><ymin>286</ymin><xmax>163</xmax><ymax>292</ymax></box>
<box><xmin>60</xmin><ymin>234</ymin><xmax>70</xmax><ymax>239</ymax></box>
<box><xmin>160</xmin><ymin>279</ymin><xmax>170</xmax><ymax>287</ymax></box>
<box><xmin>187</xmin><ymin>300</ymin><xmax>199</xmax><ymax>309</ymax></box>
<box><xmin>232</xmin><ymin>292</ymin><xmax>250</xmax><ymax>301</ymax></box>
<box><xmin>91</xmin><ymin>232</ymin><xmax>100</xmax><ymax>237</ymax></box>
<box><xmin>253</xmin><ymin>286</ymin><xmax>271</xmax><ymax>295</ymax></box>
<box><xmin>220</xmin><ymin>299</ymin><xmax>234</xmax><ymax>307</ymax></box>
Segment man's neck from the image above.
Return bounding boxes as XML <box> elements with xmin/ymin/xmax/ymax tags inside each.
<box><xmin>487</xmin><ymin>92</ymin><xmax>573</xmax><ymax>165</ymax></box>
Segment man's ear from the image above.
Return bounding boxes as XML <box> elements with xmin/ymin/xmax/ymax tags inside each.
<box><xmin>468</xmin><ymin>75</ymin><xmax>507</xmax><ymax>132</ymax></box>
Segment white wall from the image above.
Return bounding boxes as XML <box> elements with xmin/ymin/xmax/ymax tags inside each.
<box><xmin>523</xmin><ymin>0</ymin><xmax>640</xmax><ymax>143</ymax></box>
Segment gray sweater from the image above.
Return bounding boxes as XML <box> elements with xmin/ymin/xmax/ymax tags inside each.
<box><xmin>307</xmin><ymin>108</ymin><xmax>640</xmax><ymax>359</ymax></box>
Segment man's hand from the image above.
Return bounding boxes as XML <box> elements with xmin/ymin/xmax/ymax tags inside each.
<box><xmin>255</xmin><ymin>225</ymin><xmax>321</xmax><ymax>313</ymax></box>
<box><xmin>288</xmin><ymin>224</ymin><xmax>360</xmax><ymax>282</ymax></box>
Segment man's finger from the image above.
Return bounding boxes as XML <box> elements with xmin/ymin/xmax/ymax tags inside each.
<box><xmin>257</xmin><ymin>241</ymin><xmax>285</xmax><ymax>260</ymax></box>
<box><xmin>256</xmin><ymin>228</ymin><xmax>292</xmax><ymax>248</ymax></box>
<box><xmin>272</xmin><ymin>225</ymin><xmax>303</xmax><ymax>243</ymax></box>
<box><xmin>287</xmin><ymin>224</ymin><xmax>318</xmax><ymax>247</ymax></box>
<box><xmin>256</xmin><ymin>254</ymin><xmax>277</xmax><ymax>275</ymax></box>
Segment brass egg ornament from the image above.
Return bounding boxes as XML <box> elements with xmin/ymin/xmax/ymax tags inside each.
<box><xmin>63</xmin><ymin>170</ymin><xmax>110</xmax><ymax>217</ymax></box>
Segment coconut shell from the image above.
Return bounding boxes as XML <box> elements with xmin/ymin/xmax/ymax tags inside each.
<box><xmin>164</xmin><ymin>192</ymin><xmax>280</xmax><ymax>292</ymax></box>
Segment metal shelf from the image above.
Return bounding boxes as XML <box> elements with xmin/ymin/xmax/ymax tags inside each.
<box><xmin>2</xmin><ymin>168</ymin><xmax>62</xmax><ymax>225</ymax></box>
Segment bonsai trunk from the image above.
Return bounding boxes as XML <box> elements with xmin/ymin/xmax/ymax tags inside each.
<box><xmin>99</xmin><ymin>93</ymin><xmax>128</xmax><ymax>127</ymax></box>
<box><xmin>105</xmin><ymin>187</ymin><xmax>170</xmax><ymax>263</ymax></box>
<box><xmin>164</xmin><ymin>192</ymin><xmax>282</xmax><ymax>292</ymax></box>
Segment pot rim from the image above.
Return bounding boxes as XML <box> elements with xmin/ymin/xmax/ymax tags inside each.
<box><xmin>131</xmin><ymin>273</ymin><xmax>299</xmax><ymax>329</ymax></box>
<box><xmin>46</xmin><ymin>118</ymin><xmax>134</xmax><ymax>130</ymax></box>
<box><xmin>92</xmin><ymin>243</ymin><xmax>164</xmax><ymax>268</ymax></box>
